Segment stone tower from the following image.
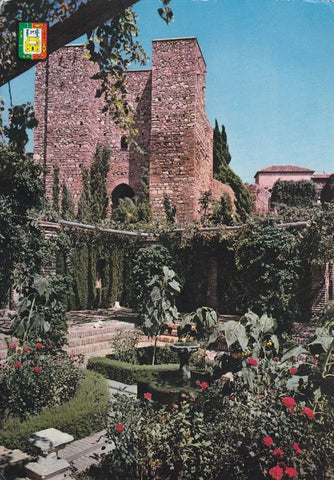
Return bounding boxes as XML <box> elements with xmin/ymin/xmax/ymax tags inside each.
<box><xmin>33</xmin><ymin>38</ymin><xmax>232</xmax><ymax>223</ymax></box>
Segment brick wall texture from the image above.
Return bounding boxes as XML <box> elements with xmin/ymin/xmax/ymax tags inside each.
<box><xmin>34</xmin><ymin>38</ymin><xmax>230</xmax><ymax>223</ymax></box>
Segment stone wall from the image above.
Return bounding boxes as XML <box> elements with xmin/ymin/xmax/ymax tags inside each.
<box><xmin>34</xmin><ymin>38</ymin><xmax>229</xmax><ymax>223</ymax></box>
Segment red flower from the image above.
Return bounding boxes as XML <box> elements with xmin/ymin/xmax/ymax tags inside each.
<box><xmin>281</xmin><ymin>397</ymin><xmax>296</xmax><ymax>412</ymax></box>
<box><xmin>199</xmin><ymin>381</ymin><xmax>209</xmax><ymax>389</ymax></box>
<box><xmin>285</xmin><ymin>466</ymin><xmax>298</xmax><ymax>478</ymax></box>
<box><xmin>301</xmin><ymin>407</ymin><xmax>314</xmax><ymax>420</ymax></box>
<box><xmin>272</xmin><ymin>448</ymin><xmax>284</xmax><ymax>458</ymax></box>
<box><xmin>263</xmin><ymin>436</ymin><xmax>274</xmax><ymax>447</ymax></box>
<box><xmin>143</xmin><ymin>392</ymin><xmax>152</xmax><ymax>400</ymax></box>
<box><xmin>292</xmin><ymin>442</ymin><xmax>302</xmax><ymax>454</ymax></box>
<box><xmin>115</xmin><ymin>423</ymin><xmax>124</xmax><ymax>432</ymax></box>
<box><xmin>24</xmin><ymin>347</ymin><xmax>31</xmax><ymax>353</ymax></box>
<box><xmin>10</xmin><ymin>344</ymin><xmax>16</xmax><ymax>350</ymax></box>
<box><xmin>311</xmin><ymin>358</ymin><xmax>317</xmax><ymax>365</ymax></box>
<box><xmin>274</xmin><ymin>357</ymin><xmax>280</xmax><ymax>361</ymax></box>
<box><xmin>269</xmin><ymin>465</ymin><xmax>284</xmax><ymax>480</ymax></box>
<box><xmin>13</xmin><ymin>361</ymin><xmax>22</xmax><ymax>368</ymax></box>
<box><xmin>289</xmin><ymin>367</ymin><xmax>298</xmax><ymax>375</ymax></box>
<box><xmin>248</xmin><ymin>357</ymin><xmax>258</xmax><ymax>367</ymax></box>
<box><xmin>35</xmin><ymin>343</ymin><xmax>43</xmax><ymax>350</ymax></box>
<box><xmin>33</xmin><ymin>366</ymin><xmax>42</xmax><ymax>374</ymax></box>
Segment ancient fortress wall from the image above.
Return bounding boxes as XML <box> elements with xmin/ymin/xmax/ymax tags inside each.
<box><xmin>34</xmin><ymin>38</ymin><xmax>227</xmax><ymax>222</ymax></box>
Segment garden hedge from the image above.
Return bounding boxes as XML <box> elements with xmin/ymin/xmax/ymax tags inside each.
<box><xmin>87</xmin><ymin>356</ymin><xmax>180</xmax><ymax>384</ymax></box>
<box><xmin>0</xmin><ymin>371</ymin><xmax>109</xmax><ymax>453</ymax></box>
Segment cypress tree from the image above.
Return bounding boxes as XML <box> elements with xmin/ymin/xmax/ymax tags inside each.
<box><xmin>61</xmin><ymin>182</ymin><xmax>75</xmax><ymax>219</ymax></box>
<box><xmin>90</xmin><ymin>145</ymin><xmax>110</xmax><ymax>221</ymax></box>
<box><xmin>213</xmin><ymin>119</ymin><xmax>252</xmax><ymax>222</ymax></box>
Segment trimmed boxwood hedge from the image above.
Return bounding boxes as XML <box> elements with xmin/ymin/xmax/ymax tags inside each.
<box><xmin>87</xmin><ymin>356</ymin><xmax>180</xmax><ymax>385</ymax></box>
<box><xmin>0</xmin><ymin>370</ymin><xmax>109</xmax><ymax>453</ymax></box>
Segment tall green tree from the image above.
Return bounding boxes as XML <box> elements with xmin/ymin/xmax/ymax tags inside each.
<box><xmin>213</xmin><ymin>119</ymin><xmax>252</xmax><ymax>222</ymax></box>
<box><xmin>271</xmin><ymin>179</ymin><xmax>318</xmax><ymax>209</ymax></box>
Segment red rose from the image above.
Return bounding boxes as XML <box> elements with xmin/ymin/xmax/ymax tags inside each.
<box><xmin>10</xmin><ymin>344</ymin><xmax>16</xmax><ymax>350</ymax></box>
<box><xmin>13</xmin><ymin>361</ymin><xmax>22</xmax><ymax>368</ymax></box>
<box><xmin>289</xmin><ymin>367</ymin><xmax>298</xmax><ymax>375</ymax></box>
<box><xmin>115</xmin><ymin>423</ymin><xmax>124</xmax><ymax>432</ymax></box>
<box><xmin>24</xmin><ymin>347</ymin><xmax>31</xmax><ymax>353</ymax></box>
<box><xmin>248</xmin><ymin>357</ymin><xmax>258</xmax><ymax>367</ymax></box>
<box><xmin>311</xmin><ymin>358</ymin><xmax>317</xmax><ymax>365</ymax></box>
<box><xmin>143</xmin><ymin>392</ymin><xmax>152</xmax><ymax>400</ymax></box>
<box><xmin>292</xmin><ymin>442</ymin><xmax>302</xmax><ymax>454</ymax></box>
<box><xmin>285</xmin><ymin>466</ymin><xmax>298</xmax><ymax>478</ymax></box>
<box><xmin>274</xmin><ymin>357</ymin><xmax>279</xmax><ymax>361</ymax></box>
<box><xmin>272</xmin><ymin>448</ymin><xmax>284</xmax><ymax>458</ymax></box>
<box><xmin>200</xmin><ymin>381</ymin><xmax>209</xmax><ymax>389</ymax></box>
<box><xmin>269</xmin><ymin>465</ymin><xmax>284</xmax><ymax>480</ymax></box>
<box><xmin>301</xmin><ymin>407</ymin><xmax>314</xmax><ymax>420</ymax></box>
<box><xmin>33</xmin><ymin>366</ymin><xmax>42</xmax><ymax>374</ymax></box>
<box><xmin>263</xmin><ymin>436</ymin><xmax>274</xmax><ymax>447</ymax></box>
<box><xmin>35</xmin><ymin>343</ymin><xmax>43</xmax><ymax>350</ymax></box>
<box><xmin>281</xmin><ymin>396</ymin><xmax>296</xmax><ymax>412</ymax></box>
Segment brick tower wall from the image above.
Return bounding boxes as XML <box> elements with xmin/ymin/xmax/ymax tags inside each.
<box><xmin>149</xmin><ymin>38</ymin><xmax>213</xmax><ymax>223</ymax></box>
<box><xmin>34</xmin><ymin>45</ymin><xmax>151</xmax><ymax>208</ymax></box>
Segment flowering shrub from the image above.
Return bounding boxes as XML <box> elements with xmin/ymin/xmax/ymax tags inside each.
<box><xmin>1</xmin><ymin>341</ymin><xmax>83</xmax><ymax>420</ymax></box>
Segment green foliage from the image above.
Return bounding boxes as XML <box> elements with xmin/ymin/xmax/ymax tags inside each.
<box><xmin>109</xmin><ymin>328</ymin><xmax>141</xmax><ymax>364</ymax></box>
<box><xmin>0</xmin><ymin>142</ymin><xmax>44</xmax><ymax>305</ymax></box>
<box><xmin>210</xmin><ymin>193</ymin><xmax>234</xmax><ymax>226</ymax></box>
<box><xmin>87</xmin><ymin>356</ymin><xmax>179</xmax><ymax>385</ymax></box>
<box><xmin>234</xmin><ymin>219</ymin><xmax>307</xmax><ymax>330</ymax></box>
<box><xmin>1</xmin><ymin>343</ymin><xmax>83</xmax><ymax>420</ymax></box>
<box><xmin>0</xmin><ymin>371</ymin><xmax>109</xmax><ymax>453</ymax></box>
<box><xmin>163</xmin><ymin>194</ymin><xmax>176</xmax><ymax>224</ymax></box>
<box><xmin>198</xmin><ymin>190</ymin><xmax>212</xmax><ymax>226</ymax></box>
<box><xmin>132</xmin><ymin>244</ymin><xmax>175</xmax><ymax>313</ymax></box>
<box><xmin>52</xmin><ymin>164</ymin><xmax>60</xmax><ymax>212</ymax></box>
<box><xmin>179</xmin><ymin>307</ymin><xmax>218</xmax><ymax>343</ymax></box>
<box><xmin>61</xmin><ymin>181</ymin><xmax>75</xmax><ymax>219</ymax></box>
<box><xmin>112</xmin><ymin>197</ymin><xmax>139</xmax><ymax>224</ymax></box>
<box><xmin>320</xmin><ymin>174</ymin><xmax>334</xmax><ymax>205</ymax></box>
<box><xmin>271</xmin><ymin>179</ymin><xmax>318</xmax><ymax>209</ymax></box>
<box><xmin>144</xmin><ymin>266</ymin><xmax>181</xmax><ymax>364</ymax></box>
<box><xmin>213</xmin><ymin>120</ymin><xmax>252</xmax><ymax>222</ymax></box>
<box><xmin>3</xmin><ymin>103</ymin><xmax>37</xmax><ymax>154</ymax></box>
<box><xmin>77</xmin><ymin>145</ymin><xmax>110</xmax><ymax>223</ymax></box>
<box><xmin>103</xmin><ymin>393</ymin><xmax>214</xmax><ymax>480</ymax></box>
<box><xmin>317</xmin><ymin>300</ymin><xmax>334</xmax><ymax>326</ymax></box>
<box><xmin>137</xmin><ymin>166</ymin><xmax>151</xmax><ymax>222</ymax></box>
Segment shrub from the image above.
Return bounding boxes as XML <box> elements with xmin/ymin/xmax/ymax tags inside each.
<box><xmin>1</xmin><ymin>342</ymin><xmax>83</xmax><ymax>420</ymax></box>
<box><xmin>87</xmin><ymin>356</ymin><xmax>179</xmax><ymax>385</ymax></box>
<box><xmin>0</xmin><ymin>371</ymin><xmax>109</xmax><ymax>453</ymax></box>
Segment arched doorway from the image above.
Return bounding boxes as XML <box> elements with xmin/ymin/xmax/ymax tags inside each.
<box><xmin>111</xmin><ymin>183</ymin><xmax>135</xmax><ymax>208</ymax></box>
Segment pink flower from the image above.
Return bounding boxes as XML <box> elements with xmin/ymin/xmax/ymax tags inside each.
<box><xmin>115</xmin><ymin>423</ymin><xmax>124</xmax><ymax>432</ymax></box>
<box><xmin>311</xmin><ymin>358</ymin><xmax>317</xmax><ymax>365</ymax></box>
<box><xmin>24</xmin><ymin>347</ymin><xmax>31</xmax><ymax>353</ymax></box>
<box><xmin>181</xmin><ymin>393</ymin><xmax>188</xmax><ymax>399</ymax></box>
<box><xmin>285</xmin><ymin>467</ymin><xmax>298</xmax><ymax>478</ymax></box>
<box><xmin>10</xmin><ymin>344</ymin><xmax>16</xmax><ymax>350</ymax></box>
<box><xmin>269</xmin><ymin>465</ymin><xmax>284</xmax><ymax>480</ymax></box>
<box><xmin>143</xmin><ymin>392</ymin><xmax>152</xmax><ymax>400</ymax></box>
<box><xmin>289</xmin><ymin>367</ymin><xmax>298</xmax><ymax>375</ymax></box>
<box><xmin>281</xmin><ymin>396</ymin><xmax>296</xmax><ymax>412</ymax></box>
<box><xmin>272</xmin><ymin>449</ymin><xmax>284</xmax><ymax>458</ymax></box>
<box><xmin>274</xmin><ymin>357</ymin><xmax>280</xmax><ymax>361</ymax></box>
<box><xmin>33</xmin><ymin>366</ymin><xmax>42</xmax><ymax>374</ymax></box>
<box><xmin>13</xmin><ymin>361</ymin><xmax>22</xmax><ymax>368</ymax></box>
<box><xmin>301</xmin><ymin>407</ymin><xmax>314</xmax><ymax>420</ymax></box>
<box><xmin>172</xmin><ymin>403</ymin><xmax>179</xmax><ymax>409</ymax></box>
<box><xmin>263</xmin><ymin>436</ymin><xmax>274</xmax><ymax>447</ymax></box>
<box><xmin>46</xmin><ymin>345</ymin><xmax>52</xmax><ymax>349</ymax></box>
<box><xmin>200</xmin><ymin>381</ymin><xmax>209</xmax><ymax>389</ymax></box>
<box><xmin>292</xmin><ymin>442</ymin><xmax>302</xmax><ymax>454</ymax></box>
<box><xmin>35</xmin><ymin>343</ymin><xmax>43</xmax><ymax>350</ymax></box>
<box><xmin>248</xmin><ymin>357</ymin><xmax>258</xmax><ymax>367</ymax></box>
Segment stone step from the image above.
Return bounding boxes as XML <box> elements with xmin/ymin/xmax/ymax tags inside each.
<box><xmin>107</xmin><ymin>379</ymin><xmax>137</xmax><ymax>396</ymax></box>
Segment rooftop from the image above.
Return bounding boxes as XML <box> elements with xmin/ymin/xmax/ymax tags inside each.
<box><xmin>255</xmin><ymin>165</ymin><xmax>315</xmax><ymax>177</ymax></box>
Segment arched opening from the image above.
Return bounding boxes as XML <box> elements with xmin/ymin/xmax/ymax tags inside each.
<box><xmin>120</xmin><ymin>136</ymin><xmax>128</xmax><ymax>151</ymax></box>
<box><xmin>111</xmin><ymin>183</ymin><xmax>135</xmax><ymax>208</ymax></box>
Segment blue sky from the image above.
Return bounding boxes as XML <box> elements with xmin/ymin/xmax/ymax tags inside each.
<box><xmin>1</xmin><ymin>0</ymin><xmax>333</xmax><ymax>183</ymax></box>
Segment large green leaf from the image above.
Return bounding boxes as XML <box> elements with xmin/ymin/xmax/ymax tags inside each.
<box><xmin>280</xmin><ymin>345</ymin><xmax>307</xmax><ymax>363</ymax></box>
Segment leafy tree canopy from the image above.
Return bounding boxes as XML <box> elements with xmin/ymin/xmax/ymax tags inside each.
<box><xmin>271</xmin><ymin>179</ymin><xmax>318</xmax><ymax>210</ymax></box>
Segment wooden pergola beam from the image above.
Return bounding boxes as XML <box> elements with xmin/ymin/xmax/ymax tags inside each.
<box><xmin>1</xmin><ymin>0</ymin><xmax>139</xmax><ymax>86</ymax></box>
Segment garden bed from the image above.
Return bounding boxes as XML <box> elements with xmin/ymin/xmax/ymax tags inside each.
<box><xmin>0</xmin><ymin>371</ymin><xmax>109</xmax><ymax>453</ymax></box>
